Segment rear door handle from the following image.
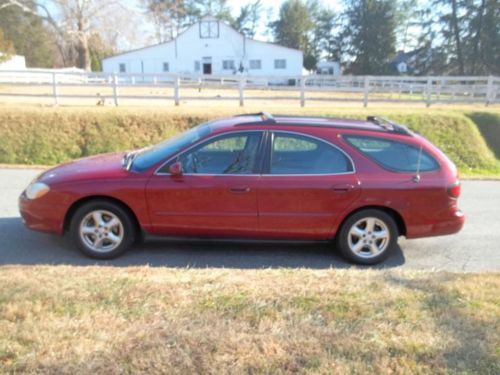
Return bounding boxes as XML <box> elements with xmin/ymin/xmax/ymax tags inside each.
<box><xmin>230</xmin><ymin>187</ymin><xmax>251</xmax><ymax>193</ymax></box>
<box><xmin>332</xmin><ymin>183</ymin><xmax>355</xmax><ymax>192</ymax></box>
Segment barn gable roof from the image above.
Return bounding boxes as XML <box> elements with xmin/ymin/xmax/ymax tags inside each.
<box><xmin>102</xmin><ymin>17</ymin><xmax>302</xmax><ymax>61</ymax></box>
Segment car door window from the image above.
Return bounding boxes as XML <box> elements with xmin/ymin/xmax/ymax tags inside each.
<box><xmin>176</xmin><ymin>132</ymin><xmax>262</xmax><ymax>174</ymax></box>
<box><xmin>270</xmin><ymin>133</ymin><xmax>354</xmax><ymax>174</ymax></box>
<box><xmin>344</xmin><ymin>135</ymin><xmax>439</xmax><ymax>172</ymax></box>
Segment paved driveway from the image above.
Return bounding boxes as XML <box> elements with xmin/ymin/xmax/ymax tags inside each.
<box><xmin>0</xmin><ymin>168</ymin><xmax>499</xmax><ymax>272</ymax></box>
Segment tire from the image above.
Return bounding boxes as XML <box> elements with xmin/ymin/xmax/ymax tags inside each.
<box><xmin>69</xmin><ymin>200</ymin><xmax>136</xmax><ymax>259</ymax></box>
<box><xmin>336</xmin><ymin>209</ymin><xmax>398</xmax><ymax>265</ymax></box>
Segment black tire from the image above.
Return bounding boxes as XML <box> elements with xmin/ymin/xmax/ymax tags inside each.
<box><xmin>69</xmin><ymin>200</ymin><xmax>136</xmax><ymax>259</ymax></box>
<box><xmin>336</xmin><ymin>209</ymin><xmax>398</xmax><ymax>265</ymax></box>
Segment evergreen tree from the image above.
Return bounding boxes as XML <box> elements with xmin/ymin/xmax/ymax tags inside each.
<box><xmin>422</xmin><ymin>0</ymin><xmax>499</xmax><ymax>75</ymax></box>
<box><xmin>0</xmin><ymin>4</ymin><xmax>55</xmax><ymax>67</ymax></box>
<box><xmin>271</xmin><ymin>0</ymin><xmax>315</xmax><ymax>70</ymax></box>
<box><xmin>231</xmin><ymin>0</ymin><xmax>262</xmax><ymax>38</ymax></box>
<box><xmin>343</xmin><ymin>0</ymin><xmax>397</xmax><ymax>75</ymax></box>
<box><xmin>476</xmin><ymin>0</ymin><xmax>500</xmax><ymax>75</ymax></box>
<box><xmin>310</xmin><ymin>6</ymin><xmax>344</xmax><ymax>64</ymax></box>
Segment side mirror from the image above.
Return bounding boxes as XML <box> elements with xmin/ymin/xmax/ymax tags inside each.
<box><xmin>168</xmin><ymin>161</ymin><xmax>183</xmax><ymax>176</ymax></box>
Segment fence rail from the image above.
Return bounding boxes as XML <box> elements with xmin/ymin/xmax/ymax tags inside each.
<box><xmin>0</xmin><ymin>69</ymin><xmax>498</xmax><ymax>107</ymax></box>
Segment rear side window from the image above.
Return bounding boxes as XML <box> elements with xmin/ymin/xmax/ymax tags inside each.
<box><xmin>344</xmin><ymin>135</ymin><xmax>439</xmax><ymax>172</ymax></box>
<box><xmin>270</xmin><ymin>133</ymin><xmax>353</xmax><ymax>174</ymax></box>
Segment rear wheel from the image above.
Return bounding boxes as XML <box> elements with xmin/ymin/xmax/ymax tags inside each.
<box><xmin>336</xmin><ymin>209</ymin><xmax>398</xmax><ymax>265</ymax></box>
<box><xmin>70</xmin><ymin>200</ymin><xmax>135</xmax><ymax>259</ymax></box>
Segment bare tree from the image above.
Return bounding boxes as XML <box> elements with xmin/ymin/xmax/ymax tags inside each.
<box><xmin>0</xmin><ymin>0</ymin><xmax>137</xmax><ymax>70</ymax></box>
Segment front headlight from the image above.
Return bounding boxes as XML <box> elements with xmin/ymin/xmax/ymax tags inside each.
<box><xmin>26</xmin><ymin>182</ymin><xmax>50</xmax><ymax>200</ymax></box>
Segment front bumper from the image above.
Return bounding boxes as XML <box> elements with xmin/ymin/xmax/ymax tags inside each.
<box><xmin>18</xmin><ymin>192</ymin><xmax>65</xmax><ymax>235</ymax></box>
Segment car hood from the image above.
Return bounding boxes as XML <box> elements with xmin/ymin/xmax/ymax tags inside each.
<box><xmin>37</xmin><ymin>152</ymin><xmax>130</xmax><ymax>185</ymax></box>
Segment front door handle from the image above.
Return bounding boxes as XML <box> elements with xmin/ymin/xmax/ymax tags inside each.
<box><xmin>332</xmin><ymin>183</ymin><xmax>355</xmax><ymax>193</ymax></box>
<box><xmin>229</xmin><ymin>187</ymin><xmax>251</xmax><ymax>193</ymax></box>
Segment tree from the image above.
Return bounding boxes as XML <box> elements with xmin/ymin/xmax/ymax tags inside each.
<box><xmin>0</xmin><ymin>0</ymin><xmax>137</xmax><ymax>70</ymax></box>
<box><xmin>142</xmin><ymin>0</ymin><xmax>192</xmax><ymax>42</ymax></box>
<box><xmin>0</xmin><ymin>3</ymin><xmax>56</xmax><ymax>67</ymax></box>
<box><xmin>476</xmin><ymin>0</ymin><xmax>500</xmax><ymax>75</ymax></box>
<box><xmin>143</xmin><ymin>0</ymin><xmax>233</xmax><ymax>42</ymax></box>
<box><xmin>271</xmin><ymin>0</ymin><xmax>315</xmax><ymax>70</ymax></box>
<box><xmin>343</xmin><ymin>0</ymin><xmax>397</xmax><ymax>75</ymax></box>
<box><xmin>231</xmin><ymin>0</ymin><xmax>262</xmax><ymax>38</ymax></box>
<box><xmin>188</xmin><ymin>0</ymin><xmax>232</xmax><ymax>22</ymax></box>
<box><xmin>0</xmin><ymin>28</ymin><xmax>15</xmax><ymax>62</ymax></box>
<box><xmin>421</xmin><ymin>0</ymin><xmax>499</xmax><ymax>75</ymax></box>
<box><xmin>308</xmin><ymin>3</ymin><xmax>345</xmax><ymax>64</ymax></box>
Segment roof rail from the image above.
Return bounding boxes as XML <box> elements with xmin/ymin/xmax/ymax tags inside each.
<box><xmin>235</xmin><ymin>112</ymin><xmax>275</xmax><ymax>122</ymax></box>
<box><xmin>366</xmin><ymin>116</ymin><xmax>412</xmax><ymax>136</ymax></box>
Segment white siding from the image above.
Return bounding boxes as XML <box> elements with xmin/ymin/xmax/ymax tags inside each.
<box><xmin>102</xmin><ymin>18</ymin><xmax>303</xmax><ymax>77</ymax></box>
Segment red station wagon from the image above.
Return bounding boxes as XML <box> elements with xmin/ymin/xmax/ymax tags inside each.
<box><xmin>19</xmin><ymin>113</ymin><xmax>464</xmax><ymax>264</ymax></box>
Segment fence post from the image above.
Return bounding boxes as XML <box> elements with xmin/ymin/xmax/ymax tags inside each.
<box><xmin>112</xmin><ymin>73</ymin><xmax>119</xmax><ymax>106</ymax></box>
<box><xmin>300</xmin><ymin>76</ymin><xmax>306</xmax><ymax>107</ymax></box>
<box><xmin>52</xmin><ymin>72</ymin><xmax>59</xmax><ymax>105</ymax></box>
<box><xmin>486</xmin><ymin>75</ymin><xmax>493</xmax><ymax>106</ymax></box>
<box><xmin>426</xmin><ymin>77</ymin><xmax>432</xmax><ymax>107</ymax></box>
<box><xmin>173</xmin><ymin>75</ymin><xmax>180</xmax><ymax>106</ymax></box>
<box><xmin>363</xmin><ymin>76</ymin><xmax>370</xmax><ymax>107</ymax></box>
<box><xmin>238</xmin><ymin>76</ymin><xmax>245</xmax><ymax>107</ymax></box>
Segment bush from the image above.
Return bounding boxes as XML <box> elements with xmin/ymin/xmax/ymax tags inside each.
<box><xmin>0</xmin><ymin>106</ymin><xmax>498</xmax><ymax>176</ymax></box>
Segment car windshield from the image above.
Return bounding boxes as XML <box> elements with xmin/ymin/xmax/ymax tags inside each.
<box><xmin>131</xmin><ymin>124</ymin><xmax>211</xmax><ymax>172</ymax></box>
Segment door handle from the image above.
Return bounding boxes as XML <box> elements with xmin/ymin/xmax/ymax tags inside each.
<box><xmin>332</xmin><ymin>184</ymin><xmax>355</xmax><ymax>193</ymax></box>
<box><xmin>229</xmin><ymin>187</ymin><xmax>250</xmax><ymax>193</ymax></box>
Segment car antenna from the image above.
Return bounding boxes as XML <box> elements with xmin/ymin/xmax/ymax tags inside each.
<box><xmin>413</xmin><ymin>145</ymin><xmax>423</xmax><ymax>183</ymax></box>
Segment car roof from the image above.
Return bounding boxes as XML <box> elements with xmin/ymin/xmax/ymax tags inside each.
<box><xmin>209</xmin><ymin>113</ymin><xmax>413</xmax><ymax>136</ymax></box>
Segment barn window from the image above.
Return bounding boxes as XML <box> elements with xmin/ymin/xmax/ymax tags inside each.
<box><xmin>249</xmin><ymin>60</ymin><xmax>261</xmax><ymax>70</ymax></box>
<box><xmin>222</xmin><ymin>60</ymin><xmax>235</xmax><ymax>70</ymax></box>
<box><xmin>163</xmin><ymin>62</ymin><xmax>169</xmax><ymax>72</ymax></box>
<box><xmin>274</xmin><ymin>59</ymin><xmax>286</xmax><ymax>69</ymax></box>
<box><xmin>119</xmin><ymin>63</ymin><xmax>126</xmax><ymax>73</ymax></box>
<box><xmin>194</xmin><ymin>61</ymin><xmax>200</xmax><ymax>72</ymax></box>
<box><xmin>199</xmin><ymin>20</ymin><xmax>219</xmax><ymax>39</ymax></box>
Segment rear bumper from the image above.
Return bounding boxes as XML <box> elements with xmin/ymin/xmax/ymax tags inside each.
<box><xmin>19</xmin><ymin>193</ymin><xmax>65</xmax><ymax>235</ymax></box>
<box><xmin>407</xmin><ymin>208</ymin><xmax>465</xmax><ymax>239</ymax></box>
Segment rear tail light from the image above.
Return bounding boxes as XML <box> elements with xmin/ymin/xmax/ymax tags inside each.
<box><xmin>447</xmin><ymin>181</ymin><xmax>461</xmax><ymax>199</ymax></box>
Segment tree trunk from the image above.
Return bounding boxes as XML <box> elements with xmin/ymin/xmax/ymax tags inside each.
<box><xmin>77</xmin><ymin>36</ymin><xmax>90</xmax><ymax>71</ymax></box>
<box><xmin>450</xmin><ymin>0</ymin><xmax>465</xmax><ymax>75</ymax></box>
<box><xmin>471</xmin><ymin>0</ymin><xmax>486</xmax><ymax>75</ymax></box>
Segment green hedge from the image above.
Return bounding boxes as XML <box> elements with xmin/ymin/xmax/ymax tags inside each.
<box><xmin>0</xmin><ymin>107</ymin><xmax>499</xmax><ymax>176</ymax></box>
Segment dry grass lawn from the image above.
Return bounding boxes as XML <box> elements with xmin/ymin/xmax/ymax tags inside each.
<box><xmin>0</xmin><ymin>266</ymin><xmax>498</xmax><ymax>374</ymax></box>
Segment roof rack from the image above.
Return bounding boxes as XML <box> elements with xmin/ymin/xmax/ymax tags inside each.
<box><xmin>366</xmin><ymin>116</ymin><xmax>412</xmax><ymax>135</ymax></box>
<box><xmin>234</xmin><ymin>112</ymin><xmax>275</xmax><ymax>122</ymax></box>
<box><xmin>232</xmin><ymin>113</ymin><xmax>412</xmax><ymax>136</ymax></box>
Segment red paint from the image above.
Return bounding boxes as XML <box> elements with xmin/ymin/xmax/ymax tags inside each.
<box><xmin>19</xmin><ymin>115</ymin><xmax>464</xmax><ymax>242</ymax></box>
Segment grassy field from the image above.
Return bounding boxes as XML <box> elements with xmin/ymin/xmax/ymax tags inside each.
<box><xmin>0</xmin><ymin>266</ymin><xmax>498</xmax><ymax>374</ymax></box>
<box><xmin>0</xmin><ymin>103</ymin><xmax>499</xmax><ymax>177</ymax></box>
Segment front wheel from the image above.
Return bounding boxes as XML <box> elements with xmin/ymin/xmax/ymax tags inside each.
<box><xmin>336</xmin><ymin>209</ymin><xmax>398</xmax><ymax>265</ymax></box>
<box><xmin>70</xmin><ymin>200</ymin><xmax>136</xmax><ymax>259</ymax></box>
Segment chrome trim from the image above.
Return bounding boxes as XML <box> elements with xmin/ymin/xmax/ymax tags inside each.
<box><xmin>153</xmin><ymin>129</ymin><xmax>357</xmax><ymax>177</ymax></box>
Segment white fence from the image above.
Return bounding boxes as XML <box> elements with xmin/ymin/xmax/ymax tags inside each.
<box><xmin>0</xmin><ymin>69</ymin><xmax>498</xmax><ymax>107</ymax></box>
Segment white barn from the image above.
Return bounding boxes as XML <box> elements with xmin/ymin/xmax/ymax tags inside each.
<box><xmin>102</xmin><ymin>16</ymin><xmax>303</xmax><ymax>77</ymax></box>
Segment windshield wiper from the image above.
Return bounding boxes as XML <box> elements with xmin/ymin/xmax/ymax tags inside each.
<box><xmin>122</xmin><ymin>151</ymin><xmax>138</xmax><ymax>171</ymax></box>
<box><xmin>122</xmin><ymin>147</ymin><xmax>150</xmax><ymax>171</ymax></box>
